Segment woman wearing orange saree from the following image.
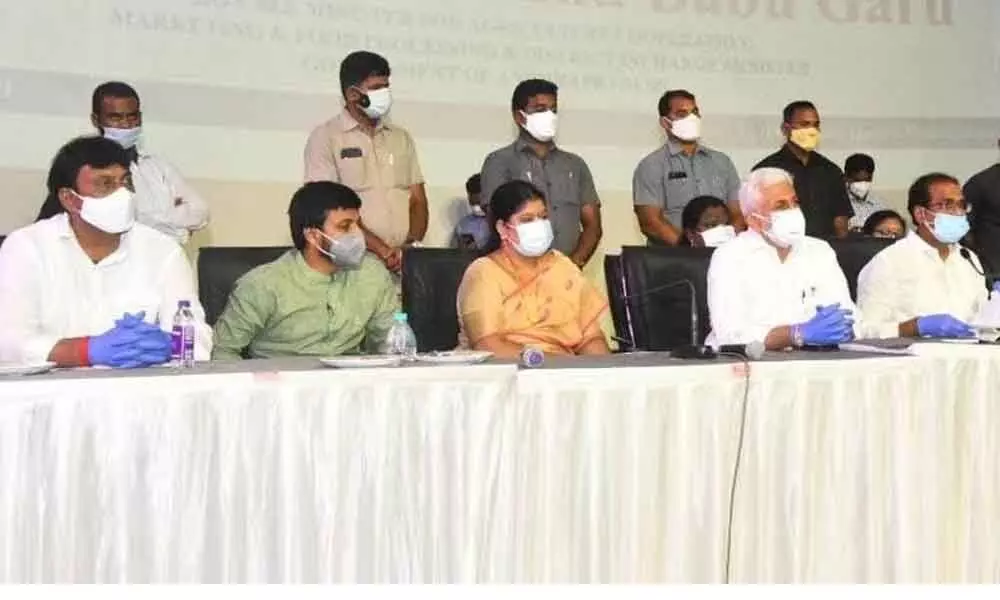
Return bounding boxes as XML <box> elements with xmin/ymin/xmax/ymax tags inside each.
<box><xmin>456</xmin><ymin>180</ymin><xmax>609</xmax><ymax>358</ymax></box>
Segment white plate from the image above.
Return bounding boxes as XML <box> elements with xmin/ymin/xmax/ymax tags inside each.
<box><xmin>415</xmin><ymin>351</ymin><xmax>494</xmax><ymax>365</ymax></box>
<box><xmin>0</xmin><ymin>362</ymin><xmax>56</xmax><ymax>376</ymax></box>
<box><xmin>319</xmin><ymin>355</ymin><xmax>403</xmax><ymax>369</ymax></box>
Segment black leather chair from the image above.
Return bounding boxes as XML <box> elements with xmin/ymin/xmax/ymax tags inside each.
<box><xmin>198</xmin><ymin>246</ymin><xmax>290</xmax><ymax>325</ymax></box>
<box><xmin>402</xmin><ymin>247</ymin><xmax>480</xmax><ymax>352</ymax></box>
<box><xmin>620</xmin><ymin>246</ymin><xmax>715</xmax><ymax>351</ymax></box>
<box><xmin>826</xmin><ymin>237</ymin><xmax>894</xmax><ymax>301</ymax></box>
<box><xmin>603</xmin><ymin>254</ymin><xmax>634</xmax><ymax>351</ymax></box>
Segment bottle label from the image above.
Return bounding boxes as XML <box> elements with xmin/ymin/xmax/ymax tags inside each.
<box><xmin>171</xmin><ymin>326</ymin><xmax>183</xmax><ymax>358</ymax></box>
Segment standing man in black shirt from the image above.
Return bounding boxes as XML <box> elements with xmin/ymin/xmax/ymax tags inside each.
<box><xmin>754</xmin><ymin>101</ymin><xmax>852</xmax><ymax>239</ymax></box>
<box><xmin>965</xmin><ymin>138</ymin><xmax>1000</xmax><ymax>272</ymax></box>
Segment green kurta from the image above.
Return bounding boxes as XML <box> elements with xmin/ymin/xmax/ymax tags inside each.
<box><xmin>212</xmin><ymin>250</ymin><xmax>399</xmax><ymax>360</ymax></box>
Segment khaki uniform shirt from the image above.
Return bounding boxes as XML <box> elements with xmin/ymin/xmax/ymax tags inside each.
<box><xmin>304</xmin><ymin>109</ymin><xmax>424</xmax><ymax>248</ymax></box>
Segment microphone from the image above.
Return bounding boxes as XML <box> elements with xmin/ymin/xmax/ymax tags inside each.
<box><xmin>959</xmin><ymin>247</ymin><xmax>996</xmax><ymax>291</ymax></box>
<box><xmin>619</xmin><ymin>277</ymin><xmax>714</xmax><ymax>359</ymax></box>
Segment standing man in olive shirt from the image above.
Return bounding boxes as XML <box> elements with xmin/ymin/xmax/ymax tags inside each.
<box><xmin>479</xmin><ymin>79</ymin><xmax>603</xmax><ymax>268</ymax></box>
<box><xmin>754</xmin><ymin>100</ymin><xmax>853</xmax><ymax>239</ymax></box>
<box><xmin>965</xmin><ymin>138</ymin><xmax>1000</xmax><ymax>272</ymax></box>
<box><xmin>304</xmin><ymin>50</ymin><xmax>428</xmax><ymax>274</ymax></box>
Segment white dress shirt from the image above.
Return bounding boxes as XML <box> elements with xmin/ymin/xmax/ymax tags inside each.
<box><xmin>706</xmin><ymin>230</ymin><xmax>863</xmax><ymax>346</ymax></box>
<box><xmin>131</xmin><ymin>152</ymin><xmax>209</xmax><ymax>245</ymax></box>
<box><xmin>856</xmin><ymin>232</ymin><xmax>988</xmax><ymax>334</ymax></box>
<box><xmin>0</xmin><ymin>214</ymin><xmax>212</xmax><ymax>364</ymax></box>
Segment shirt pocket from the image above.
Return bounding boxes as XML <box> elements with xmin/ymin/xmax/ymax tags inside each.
<box><xmin>336</xmin><ymin>152</ymin><xmax>369</xmax><ymax>191</ymax></box>
<box><xmin>389</xmin><ymin>152</ymin><xmax>415</xmax><ymax>190</ymax></box>
<box><xmin>662</xmin><ymin>171</ymin><xmax>692</xmax><ymax>214</ymax></box>
<box><xmin>550</xmin><ymin>167</ymin><xmax>582</xmax><ymax>208</ymax></box>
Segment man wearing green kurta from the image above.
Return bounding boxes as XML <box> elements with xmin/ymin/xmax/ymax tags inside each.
<box><xmin>212</xmin><ymin>181</ymin><xmax>399</xmax><ymax>360</ymax></box>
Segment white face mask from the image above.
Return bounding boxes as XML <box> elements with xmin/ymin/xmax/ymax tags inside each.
<box><xmin>511</xmin><ymin>219</ymin><xmax>554</xmax><ymax>257</ymax></box>
<box><xmin>76</xmin><ymin>186</ymin><xmax>136</xmax><ymax>234</ymax></box>
<box><xmin>669</xmin><ymin>114</ymin><xmax>702</xmax><ymax>142</ymax></box>
<box><xmin>758</xmin><ymin>207</ymin><xmax>806</xmax><ymax>248</ymax></box>
<box><xmin>103</xmin><ymin>126</ymin><xmax>142</xmax><ymax>150</ymax></box>
<box><xmin>521</xmin><ymin>110</ymin><xmax>558</xmax><ymax>143</ymax></box>
<box><xmin>470</xmin><ymin>205</ymin><xmax>486</xmax><ymax>217</ymax></box>
<box><xmin>359</xmin><ymin>87</ymin><xmax>392</xmax><ymax>120</ymax></box>
<box><xmin>848</xmin><ymin>181</ymin><xmax>872</xmax><ymax>199</ymax></box>
<box><xmin>699</xmin><ymin>224</ymin><xmax>735</xmax><ymax>247</ymax></box>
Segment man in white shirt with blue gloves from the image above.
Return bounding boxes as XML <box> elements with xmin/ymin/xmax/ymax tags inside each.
<box><xmin>706</xmin><ymin>167</ymin><xmax>860</xmax><ymax>350</ymax></box>
<box><xmin>36</xmin><ymin>81</ymin><xmax>209</xmax><ymax>245</ymax></box>
<box><xmin>1</xmin><ymin>136</ymin><xmax>212</xmax><ymax>367</ymax></box>
<box><xmin>857</xmin><ymin>172</ymin><xmax>994</xmax><ymax>339</ymax></box>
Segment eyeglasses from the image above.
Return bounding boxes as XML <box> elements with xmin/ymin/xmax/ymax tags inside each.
<box><xmin>926</xmin><ymin>202</ymin><xmax>970</xmax><ymax>215</ymax></box>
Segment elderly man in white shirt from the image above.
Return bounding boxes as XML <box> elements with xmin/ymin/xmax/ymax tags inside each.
<box><xmin>37</xmin><ymin>82</ymin><xmax>209</xmax><ymax>245</ymax></box>
<box><xmin>706</xmin><ymin>167</ymin><xmax>859</xmax><ymax>350</ymax></box>
<box><xmin>0</xmin><ymin>136</ymin><xmax>212</xmax><ymax>367</ymax></box>
<box><xmin>856</xmin><ymin>172</ymin><xmax>991</xmax><ymax>339</ymax></box>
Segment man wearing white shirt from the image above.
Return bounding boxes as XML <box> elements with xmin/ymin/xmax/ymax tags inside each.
<box><xmin>0</xmin><ymin>136</ymin><xmax>212</xmax><ymax>367</ymax></box>
<box><xmin>856</xmin><ymin>173</ymin><xmax>988</xmax><ymax>338</ymax></box>
<box><xmin>36</xmin><ymin>82</ymin><xmax>209</xmax><ymax>245</ymax></box>
<box><xmin>706</xmin><ymin>167</ymin><xmax>858</xmax><ymax>350</ymax></box>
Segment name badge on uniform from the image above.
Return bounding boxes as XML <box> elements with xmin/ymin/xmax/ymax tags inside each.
<box><xmin>668</xmin><ymin>171</ymin><xmax>688</xmax><ymax>180</ymax></box>
<box><xmin>340</xmin><ymin>147</ymin><xmax>363</xmax><ymax>159</ymax></box>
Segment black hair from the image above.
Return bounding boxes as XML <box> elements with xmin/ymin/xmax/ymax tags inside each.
<box><xmin>287</xmin><ymin>181</ymin><xmax>363</xmax><ymax>251</ymax></box>
<box><xmin>91</xmin><ymin>81</ymin><xmax>140</xmax><ymax>116</ymax></box>
<box><xmin>35</xmin><ymin>136</ymin><xmax>132</xmax><ymax>221</ymax></box>
<box><xmin>782</xmin><ymin>100</ymin><xmax>817</xmax><ymax>124</ymax></box>
<box><xmin>844</xmin><ymin>153</ymin><xmax>876</xmax><ymax>176</ymax></box>
<box><xmin>483</xmin><ymin>180</ymin><xmax>547</xmax><ymax>253</ymax></box>
<box><xmin>511</xmin><ymin>79</ymin><xmax>558</xmax><ymax>112</ymax></box>
<box><xmin>465</xmin><ymin>173</ymin><xmax>482</xmax><ymax>195</ymax></box>
<box><xmin>678</xmin><ymin>195</ymin><xmax>728</xmax><ymax>246</ymax></box>
<box><xmin>862</xmin><ymin>209</ymin><xmax>907</xmax><ymax>236</ymax></box>
<box><xmin>657</xmin><ymin>89</ymin><xmax>696</xmax><ymax>118</ymax></box>
<box><xmin>907</xmin><ymin>172</ymin><xmax>960</xmax><ymax>221</ymax></box>
<box><xmin>339</xmin><ymin>51</ymin><xmax>391</xmax><ymax>95</ymax></box>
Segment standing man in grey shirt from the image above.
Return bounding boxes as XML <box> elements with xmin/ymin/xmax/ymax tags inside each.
<box><xmin>632</xmin><ymin>89</ymin><xmax>743</xmax><ymax>246</ymax></box>
<box><xmin>479</xmin><ymin>79</ymin><xmax>603</xmax><ymax>268</ymax></box>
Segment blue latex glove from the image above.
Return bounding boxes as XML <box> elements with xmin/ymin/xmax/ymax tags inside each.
<box><xmin>798</xmin><ymin>304</ymin><xmax>855</xmax><ymax>345</ymax></box>
<box><xmin>89</xmin><ymin>318</ymin><xmax>173</xmax><ymax>369</ymax></box>
<box><xmin>916</xmin><ymin>314</ymin><xmax>974</xmax><ymax>338</ymax></box>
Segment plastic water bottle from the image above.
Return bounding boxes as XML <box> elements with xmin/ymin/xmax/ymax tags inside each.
<box><xmin>171</xmin><ymin>300</ymin><xmax>197</xmax><ymax>368</ymax></box>
<box><xmin>383</xmin><ymin>312</ymin><xmax>418</xmax><ymax>361</ymax></box>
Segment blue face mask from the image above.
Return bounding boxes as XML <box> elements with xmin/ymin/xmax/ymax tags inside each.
<box><xmin>930</xmin><ymin>212</ymin><xmax>970</xmax><ymax>244</ymax></box>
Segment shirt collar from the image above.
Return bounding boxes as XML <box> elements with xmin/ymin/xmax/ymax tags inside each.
<box><xmin>665</xmin><ymin>138</ymin><xmax>708</xmax><ymax>157</ymax></box>
<box><xmin>514</xmin><ymin>131</ymin><xmax>557</xmax><ymax>154</ymax></box>
<box><xmin>339</xmin><ymin>107</ymin><xmax>388</xmax><ymax>133</ymax></box>
<box><xmin>54</xmin><ymin>213</ymin><xmax>132</xmax><ymax>266</ymax></box>
<box><xmin>905</xmin><ymin>229</ymin><xmax>958</xmax><ymax>259</ymax></box>
<box><xmin>292</xmin><ymin>249</ymin><xmax>339</xmax><ymax>283</ymax></box>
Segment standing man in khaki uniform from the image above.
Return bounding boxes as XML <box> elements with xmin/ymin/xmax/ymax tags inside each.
<box><xmin>304</xmin><ymin>50</ymin><xmax>428</xmax><ymax>274</ymax></box>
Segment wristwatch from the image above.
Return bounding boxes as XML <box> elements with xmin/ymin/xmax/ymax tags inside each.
<box><xmin>791</xmin><ymin>324</ymin><xmax>804</xmax><ymax>348</ymax></box>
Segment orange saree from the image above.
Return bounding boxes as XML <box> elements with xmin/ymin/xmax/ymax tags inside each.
<box><xmin>456</xmin><ymin>250</ymin><xmax>608</xmax><ymax>355</ymax></box>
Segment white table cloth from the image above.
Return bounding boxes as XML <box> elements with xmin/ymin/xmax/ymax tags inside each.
<box><xmin>0</xmin><ymin>348</ymin><xmax>998</xmax><ymax>583</ymax></box>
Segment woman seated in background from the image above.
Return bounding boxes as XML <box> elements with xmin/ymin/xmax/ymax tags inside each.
<box><xmin>456</xmin><ymin>180</ymin><xmax>609</xmax><ymax>358</ymax></box>
<box><xmin>862</xmin><ymin>209</ymin><xmax>907</xmax><ymax>240</ymax></box>
<box><xmin>679</xmin><ymin>195</ymin><xmax>736</xmax><ymax>247</ymax></box>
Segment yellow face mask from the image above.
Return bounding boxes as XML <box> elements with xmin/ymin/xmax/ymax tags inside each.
<box><xmin>789</xmin><ymin>127</ymin><xmax>821</xmax><ymax>152</ymax></box>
